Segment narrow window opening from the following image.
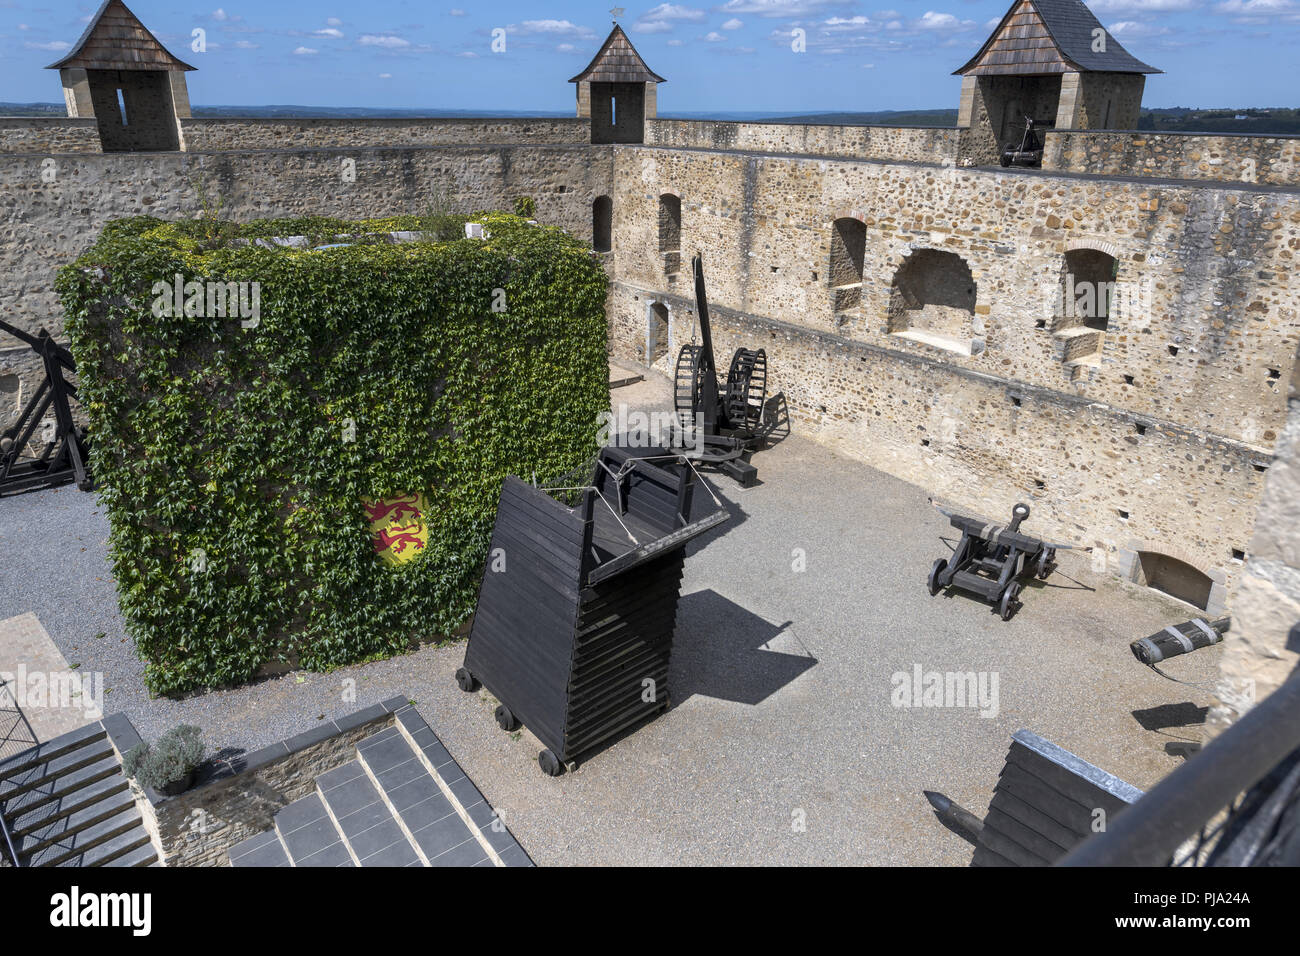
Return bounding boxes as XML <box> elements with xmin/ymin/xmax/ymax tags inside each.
<box><xmin>1231</xmin><ymin>549</ymin><xmax>1246</xmax><ymax>563</ymax></box>
<box><xmin>116</xmin><ymin>88</ymin><xmax>129</xmax><ymax>126</ymax></box>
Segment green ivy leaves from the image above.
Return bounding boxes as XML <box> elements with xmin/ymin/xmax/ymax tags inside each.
<box><xmin>57</xmin><ymin>213</ymin><xmax>608</xmax><ymax>697</ymax></box>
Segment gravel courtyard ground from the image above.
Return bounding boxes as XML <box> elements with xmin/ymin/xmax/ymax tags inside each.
<box><xmin>0</xmin><ymin>364</ymin><xmax>1216</xmax><ymax>865</ymax></box>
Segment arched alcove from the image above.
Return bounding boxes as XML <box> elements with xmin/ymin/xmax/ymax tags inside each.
<box><xmin>592</xmin><ymin>195</ymin><xmax>612</xmax><ymax>253</ymax></box>
<box><xmin>830</xmin><ymin>218</ymin><xmax>866</xmax><ymax>317</ymax></box>
<box><xmin>648</xmin><ymin>302</ymin><xmax>670</xmax><ymax>365</ymax></box>
<box><xmin>1136</xmin><ymin>551</ymin><xmax>1213</xmax><ymax>611</ymax></box>
<box><xmin>1052</xmin><ymin>247</ymin><xmax>1118</xmax><ymax>368</ymax></box>
<box><xmin>886</xmin><ymin>249</ymin><xmax>977</xmax><ymax>355</ymax></box>
<box><xmin>658</xmin><ymin>193</ymin><xmax>681</xmax><ymax>275</ymax></box>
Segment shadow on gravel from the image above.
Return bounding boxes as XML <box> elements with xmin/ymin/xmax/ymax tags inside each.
<box><xmin>670</xmin><ymin>589</ymin><xmax>817</xmax><ymax>707</ymax></box>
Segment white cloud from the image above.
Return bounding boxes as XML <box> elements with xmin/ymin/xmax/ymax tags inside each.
<box><xmin>1091</xmin><ymin>0</ymin><xmax>1200</xmax><ymax>10</ymax></box>
<box><xmin>379</xmin><ymin>72</ymin><xmax>392</xmax><ymax>78</ymax></box>
<box><xmin>327</xmin><ymin>17</ymin><xmax>343</xmax><ymax>26</ymax></box>
<box><xmin>234</xmin><ymin>40</ymin><xmax>259</xmax><ymax>49</ymax></box>
<box><xmin>25</xmin><ymin>40</ymin><xmax>71</xmax><ymax>51</ymax></box>
<box><xmin>457</xmin><ymin>50</ymin><xmax>478</xmax><ymax>57</ymax></box>
<box><xmin>511</xmin><ymin>19</ymin><xmax>593</xmax><ymax>36</ymax></box>
<box><xmin>1107</xmin><ymin>19</ymin><xmax>1172</xmax><ymax>36</ymax></box>
<box><xmin>1214</xmin><ymin>0</ymin><xmax>1298</xmax><ymax>17</ymax></box>
<box><xmin>292</xmin><ymin>46</ymin><xmax>318</xmax><ymax>55</ymax></box>
<box><xmin>314</xmin><ymin>28</ymin><xmax>344</xmax><ymax>38</ymax></box>
<box><xmin>704</xmin><ymin>31</ymin><xmax>727</xmax><ymax>40</ymax></box>
<box><xmin>213</xmin><ymin>8</ymin><xmax>228</xmax><ymax>21</ymax></box>
<box><xmin>722</xmin><ymin>17</ymin><xmax>744</xmax><ymax>28</ymax></box>
<box><xmin>667</xmin><ymin>37</ymin><xmax>685</xmax><ymax>45</ymax></box>
<box><xmin>635</xmin><ymin>3</ymin><xmax>707</xmax><ymax>32</ymax></box>
<box><xmin>915</xmin><ymin>11</ymin><xmax>973</xmax><ymax>30</ymax></box>
<box><xmin>557</xmin><ymin>42</ymin><xmax>576</xmax><ymax>51</ymax></box>
<box><xmin>450</xmin><ymin>8</ymin><xmax>466</xmax><ymax>15</ymax></box>
<box><xmin>359</xmin><ymin>34</ymin><xmax>411</xmax><ymax>48</ymax></box>
<box><xmin>718</xmin><ymin>0</ymin><xmax>849</xmax><ymax>15</ymax></box>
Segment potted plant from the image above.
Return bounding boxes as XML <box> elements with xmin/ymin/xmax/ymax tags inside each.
<box><xmin>123</xmin><ymin>724</ymin><xmax>206</xmax><ymax>796</ymax></box>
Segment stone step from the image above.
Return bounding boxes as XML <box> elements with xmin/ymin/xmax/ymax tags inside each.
<box><xmin>72</xmin><ymin>825</ymin><xmax>154</xmax><ymax>868</ymax></box>
<box><xmin>359</xmin><ymin>727</ymin><xmax>487</xmax><ymax>867</ymax></box>
<box><xmin>273</xmin><ymin>792</ymin><xmax>352</xmax><ymax>867</ymax></box>
<box><xmin>227</xmin><ymin>829</ymin><xmax>290</xmax><ymax>868</ymax></box>
<box><xmin>9</xmin><ymin>770</ymin><xmax>129</xmax><ymax>837</ymax></box>
<box><xmin>318</xmin><ymin>759</ymin><xmax>421</xmax><ymax>867</ymax></box>
<box><xmin>0</xmin><ymin>736</ymin><xmax>115</xmax><ymax>802</ymax></box>
<box><xmin>15</xmin><ymin>787</ymin><xmax>135</xmax><ymax>857</ymax></box>
<box><xmin>392</xmin><ymin>705</ymin><xmax>533</xmax><ymax>867</ymax></box>
<box><xmin>1</xmin><ymin>752</ymin><xmax>125</xmax><ymax>824</ymax></box>
<box><xmin>109</xmin><ymin>841</ymin><xmax>160</xmax><ymax>867</ymax></box>
<box><xmin>0</xmin><ymin>721</ymin><xmax>104</xmax><ymax>784</ymax></box>
<box><xmin>24</xmin><ymin>806</ymin><xmax>143</xmax><ymax>867</ymax></box>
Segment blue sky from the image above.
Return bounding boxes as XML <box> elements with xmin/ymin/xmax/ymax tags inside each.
<box><xmin>1</xmin><ymin>1</ymin><xmax>1295</xmax><ymax>111</ymax></box>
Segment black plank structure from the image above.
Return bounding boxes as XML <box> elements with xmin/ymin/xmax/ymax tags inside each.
<box><xmin>457</xmin><ymin>446</ymin><xmax>729</xmax><ymax>776</ymax></box>
<box><xmin>924</xmin><ymin>729</ymin><xmax>1143</xmax><ymax>866</ymax></box>
<box><xmin>0</xmin><ymin>319</ymin><xmax>91</xmax><ymax>496</ymax></box>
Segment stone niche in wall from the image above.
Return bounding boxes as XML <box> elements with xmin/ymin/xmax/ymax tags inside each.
<box><xmin>885</xmin><ymin>248</ymin><xmax>982</xmax><ymax>356</ymax></box>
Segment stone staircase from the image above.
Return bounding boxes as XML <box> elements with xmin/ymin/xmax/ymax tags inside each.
<box><xmin>0</xmin><ymin>721</ymin><xmax>157</xmax><ymax>867</ymax></box>
<box><xmin>228</xmin><ymin>705</ymin><xmax>532</xmax><ymax>867</ymax></box>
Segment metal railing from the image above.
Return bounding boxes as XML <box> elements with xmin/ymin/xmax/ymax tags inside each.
<box><xmin>0</xmin><ymin>677</ymin><xmax>35</xmax><ymax>866</ymax></box>
<box><xmin>1062</xmin><ymin>675</ymin><xmax>1300</xmax><ymax>867</ymax></box>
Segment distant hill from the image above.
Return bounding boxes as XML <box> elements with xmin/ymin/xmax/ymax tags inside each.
<box><xmin>1138</xmin><ymin>107</ymin><xmax>1300</xmax><ymax>135</ymax></box>
<box><xmin>2</xmin><ymin>102</ymin><xmax>1298</xmax><ymax>134</ymax></box>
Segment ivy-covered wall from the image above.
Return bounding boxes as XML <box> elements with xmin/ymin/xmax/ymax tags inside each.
<box><xmin>57</xmin><ymin>213</ymin><xmax>608</xmax><ymax>696</ymax></box>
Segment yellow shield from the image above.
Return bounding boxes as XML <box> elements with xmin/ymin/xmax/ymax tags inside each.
<box><xmin>363</xmin><ymin>493</ymin><xmax>429</xmax><ymax>566</ymax></box>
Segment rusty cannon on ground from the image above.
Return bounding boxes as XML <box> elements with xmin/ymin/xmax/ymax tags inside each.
<box><xmin>455</xmin><ymin>445</ymin><xmax>729</xmax><ymax>777</ymax></box>
<box><xmin>670</xmin><ymin>253</ymin><xmax>787</xmax><ymax>487</ymax></box>
<box><xmin>0</xmin><ymin>318</ymin><xmax>91</xmax><ymax>497</ymax></box>
<box><xmin>926</xmin><ymin>500</ymin><xmax>1086</xmax><ymax>621</ymax></box>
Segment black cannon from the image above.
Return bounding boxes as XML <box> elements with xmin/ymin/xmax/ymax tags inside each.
<box><xmin>927</xmin><ymin>501</ymin><xmax>1076</xmax><ymax>621</ymax></box>
<box><xmin>456</xmin><ymin>445</ymin><xmax>729</xmax><ymax>776</ymax></box>
<box><xmin>0</xmin><ymin>319</ymin><xmax>91</xmax><ymax>496</ymax></box>
<box><xmin>1000</xmin><ymin>116</ymin><xmax>1047</xmax><ymax>169</ymax></box>
<box><xmin>670</xmin><ymin>253</ymin><xmax>787</xmax><ymax>487</ymax></box>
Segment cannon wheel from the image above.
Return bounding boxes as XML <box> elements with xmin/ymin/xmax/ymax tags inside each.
<box><xmin>455</xmin><ymin>667</ymin><xmax>479</xmax><ymax>692</ymax></box>
<box><xmin>538</xmin><ymin>749</ymin><xmax>563</xmax><ymax>777</ymax></box>
<box><xmin>674</xmin><ymin>344</ymin><xmax>703</xmax><ymax>430</ymax></box>
<box><xmin>999</xmin><ymin>582</ymin><xmax>1022</xmax><ymax>622</ymax></box>
<box><xmin>928</xmin><ymin>558</ymin><xmax>947</xmax><ymax>596</ymax></box>
<box><xmin>725</xmin><ymin>347</ymin><xmax>767</xmax><ymax>431</ymax></box>
<box><xmin>1036</xmin><ymin>548</ymin><xmax>1056</xmax><ymax>580</ymax></box>
<box><xmin>495</xmin><ymin>704</ymin><xmax>519</xmax><ymax>732</ymax></box>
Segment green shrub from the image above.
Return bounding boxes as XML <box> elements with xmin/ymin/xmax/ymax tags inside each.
<box><xmin>57</xmin><ymin>212</ymin><xmax>608</xmax><ymax>696</ymax></box>
<box><xmin>123</xmin><ymin>725</ymin><xmax>205</xmax><ymax>791</ymax></box>
<box><xmin>513</xmin><ymin>196</ymin><xmax>537</xmax><ymax>219</ymax></box>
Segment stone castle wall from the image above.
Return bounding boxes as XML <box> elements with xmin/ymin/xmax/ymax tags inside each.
<box><xmin>603</xmin><ymin>143</ymin><xmax>1300</xmax><ymax>597</ymax></box>
<box><xmin>1043</xmin><ymin>130</ymin><xmax>1300</xmax><ymax>187</ymax></box>
<box><xmin>178</xmin><ymin>117</ymin><xmax>590</xmax><ymax>151</ymax></box>
<box><xmin>645</xmin><ymin>119</ymin><xmax>961</xmax><ymax>164</ymax></box>
<box><xmin>2</xmin><ymin>115</ymin><xmax>1299</xmax><ymax>623</ymax></box>
<box><xmin>0</xmin><ymin>142</ymin><xmax>608</xmax><ymax>342</ymax></box>
<box><xmin>1213</xmin><ymin>349</ymin><xmax>1300</xmax><ymax>727</ymax></box>
<box><xmin>0</xmin><ymin>118</ymin><xmax>101</xmax><ymax>153</ymax></box>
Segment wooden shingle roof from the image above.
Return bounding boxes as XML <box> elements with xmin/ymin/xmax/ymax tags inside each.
<box><xmin>46</xmin><ymin>0</ymin><xmax>196</xmax><ymax>72</ymax></box>
<box><xmin>955</xmin><ymin>0</ymin><xmax>1159</xmax><ymax>76</ymax></box>
<box><xmin>569</xmin><ymin>24</ymin><xmax>665</xmax><ymax>84</ymax></box>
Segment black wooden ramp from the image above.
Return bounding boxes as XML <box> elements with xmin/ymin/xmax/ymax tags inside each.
<box><xmin>971</xmin><ymin>730</ymin><xmax>1144</xmax><ymax>867</ymax></box>
<box><xmin>458</xmin><ymin>446</ymin><xmax>729</xmax><ymax>777</ymax></box>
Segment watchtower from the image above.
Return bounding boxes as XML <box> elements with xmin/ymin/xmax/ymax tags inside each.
<box><xmin>570</xmin><ymin>24</ymin><xmax>665</xmax><ymax>145</ymax></box>
<box><xmin>46</xmin><ymin>0</ymin><xmax>195</xmax><ymax>152</ymax></box>
<box><xmin>955</xmin><ymin>0</ymin><xmax>1159</xmax><ymax>164</ymax></box>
